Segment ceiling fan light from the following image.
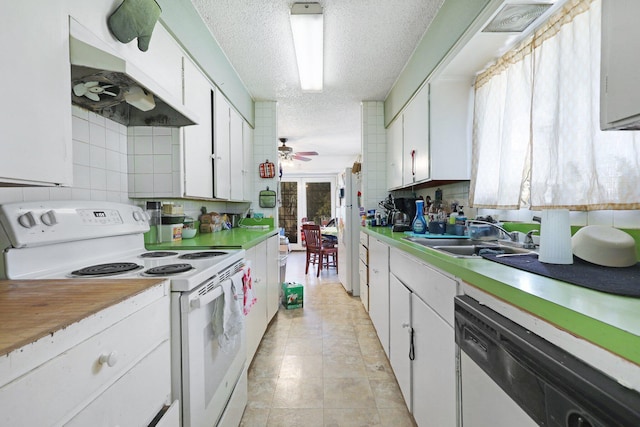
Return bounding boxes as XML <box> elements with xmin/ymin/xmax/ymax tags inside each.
<box><xmin>290</xmin><ymin>3</ymin><xmax>323</xmax><ymax>92</ymax></box>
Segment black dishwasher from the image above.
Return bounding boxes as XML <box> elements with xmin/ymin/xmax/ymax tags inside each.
<box><xmin>455</xmin><ymin>295</ymin><xmax>640</xmax><ymax>427</ymax></box>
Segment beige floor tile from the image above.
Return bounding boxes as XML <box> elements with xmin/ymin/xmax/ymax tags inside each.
<box><xmin>239</xmin><ymin>407</ymin><xmax>270</xmax><ymax>426</ymax></box>
<box><xmin>377</xmin><ymin>407</ymin><xmax>417</xmax><ymax>427</ymax></box>
<box><xmin>249</xmin><ymin>354</ymin><xmax>283</xmax><ymax>379</ymax></box>
<box><xmin>323</xmin><ymin>353</ymin><xmax>368</xmax><ymax>378</ymax></box>
<box><xmin>284</xmin><ymin>337</ymin><xmax>324</xmax><ymax>356</ymax></box>
<box><xmin>323</xmin><ymin>408</ymin><xmax>382</xmax><ymax>426</ymax></box>
<box><xmin>247</xmin><ymin>377</ymin><xmax>277</xmax><ymax>409</ymax></box>
<box><xmin>279</xmin><ymin>354</ymin><xmax>324</xmax><ymax>378</ymax></box>
<box><xmin>267</xmin><ymin>408</ymin><xmax>324</xmax><ymax>426</ymax></box>
<box><xmin>369</xmin><ymin>379</ymin><xmax>407</xmax><ymax>409</ymax></box>
<box><xmin>323</xmin><ymin>378</ymin><xmax>376</xmax><ymax>409</ymax></box>
<box><xmin>271</xmin><ymin>376</ymin><xmax>324</xmax><ymax>409</ymax></box>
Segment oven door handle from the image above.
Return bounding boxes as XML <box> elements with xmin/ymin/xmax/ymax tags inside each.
<box><xmin>190</xmin><ymin>284</ymin><xmax>224</xmax><ymax>310</ymax></box>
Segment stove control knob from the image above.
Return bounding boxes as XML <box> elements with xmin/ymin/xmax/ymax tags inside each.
<box><xmin>40</xmin><ymin>210</ymin><xmax>57</xmax><ymax>226</ymax></box>
<box><xmin>17</xmin><ymin>212</ymin><xmax>37</xmax><ymax>228</ymax></box>
<box><xmin>133</xmin><ymin>211</ymin><xmax>143</xmax><ymax>221</ymax></box>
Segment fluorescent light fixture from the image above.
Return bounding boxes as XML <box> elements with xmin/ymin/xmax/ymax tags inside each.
<box><xmin>290</xmin><ymin>3</ymin><xmax>323</xmax><ymax>92</ymax></box>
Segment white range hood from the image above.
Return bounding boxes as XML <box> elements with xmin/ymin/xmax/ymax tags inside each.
<box><xmin>69</xmin><ymin>18</ymin><xmax>198</xmax><ymax>127</ymax></box>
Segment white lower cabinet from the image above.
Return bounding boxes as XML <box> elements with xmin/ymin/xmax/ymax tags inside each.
<box><xmin>388</xmin><ymin>247</ymin><xmax>458</xmax><ymax>427</ymax></box>
<box><xmin>368</xmin><ymin>237</ymin><xmax>390</xmax><ymax>356</ymax></box>
<box><xmin>245</xmin><ymin>234</ymin><xmax>281</xmax><ymax>363</ymax></box>
<box><xmin>0</xmin><ymin>283</ymin><xmax>174</xmax><ymax>427</ymax></box>
<box><xmin>266</xmin><ymin>234</ymin><xmax>281</xmax><ymax>321</ymax></box>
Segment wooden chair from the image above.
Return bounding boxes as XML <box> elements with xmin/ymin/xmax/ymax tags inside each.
<box><xmin>302</xmin><ymin>224</ymin><xmax>338</xmax><ymax>277</ymax></box>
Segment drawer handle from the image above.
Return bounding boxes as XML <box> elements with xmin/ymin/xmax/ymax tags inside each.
<box><xmin>99</xmin><ymin>351</ymin><xmax>119</xmax><ymax>367</ymax></box>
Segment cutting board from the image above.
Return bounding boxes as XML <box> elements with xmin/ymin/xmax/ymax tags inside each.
<box><xmin>404</xmin><ymin>231</ymin><xmax>469</xmax><ymax>239</ymax></box>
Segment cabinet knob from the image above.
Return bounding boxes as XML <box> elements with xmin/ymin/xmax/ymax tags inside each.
<box><xmin>372</xmin><ymin>268</ymin><xmax>379</xmax><ymax>274</ymax></box>
<box><xmin>98</xmin><ymin>351</ymin><xmax>119</xmax><ymax>367</ymax></box>
<box><xmin>402</xmin><ymin>323</ymin><xmax>410</xmax><ymax>328</ymax></box>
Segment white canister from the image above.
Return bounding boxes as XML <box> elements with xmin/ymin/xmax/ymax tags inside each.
<box><xmin>160</xmin><ymin>224</ymin><xmax>183</xmax><ymax>242</ymax></box>
<box><xmin>538</xmin><ymin>209</ymin><xmax>573</xmax><ymax>264</ymax></box>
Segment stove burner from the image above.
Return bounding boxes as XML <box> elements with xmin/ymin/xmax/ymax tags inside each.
<box><xmin>139</xmin><ymin>251</ymin><xmax>179</xmax><ymax>258</ymax></box>
<box><xmin>144</xmin><ymin>263</ymin><xmax>194</xmax><ymax>275</ymax></box>
<box><xmin>178</xmin><ymin>251</ymin><xmax>228</xmax><ymax>260</ymax></box>
<box><xmin>71</xmin><ymin>262</ymin><xmax>143</xmax><ymax>276</ymax></box>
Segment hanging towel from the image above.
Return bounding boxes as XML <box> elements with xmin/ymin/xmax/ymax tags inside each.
<box><xmin>217</xmin><ymin>271</ymin><xmax>244</xmax><ymax>353</ymax></box>
<box><xmin>242</xmin><ymin>262</ymin><xmax>257</xmax><ymax>315</ymax></box>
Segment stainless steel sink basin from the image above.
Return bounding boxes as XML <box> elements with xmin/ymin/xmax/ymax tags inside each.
<box><xmin>404</xmin><ymin>237</ymin><xmax>534</xmax><ymax>258</ymax></box>
<box><xmin>403</xmin><ymin>237</ymin><xmax>471</xmax><ymax>247</ymax></box>
<box><xmin>433</xmin><ymin>245</ymin><xmax>533</xmax><ymax>258</ymax></box>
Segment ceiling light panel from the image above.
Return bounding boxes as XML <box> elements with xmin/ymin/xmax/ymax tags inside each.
<box><xmin>290</xmin><ymin>3</ymin><xmax>324</xmax><ymax>92</ymax></box>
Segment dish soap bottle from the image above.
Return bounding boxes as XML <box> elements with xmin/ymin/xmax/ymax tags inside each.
<box><xmin>412</xmin><ymin>199</ymin><xmax>427</xmax><ymax>234</ymax></box>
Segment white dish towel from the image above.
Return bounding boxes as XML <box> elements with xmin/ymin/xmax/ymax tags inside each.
<box><xmin>217</xmin><ymin>271</ymin><xmax>244</xmax><ymax>353</ymax></box>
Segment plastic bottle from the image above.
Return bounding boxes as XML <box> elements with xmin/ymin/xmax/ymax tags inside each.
<box><xmin>145</xmin><ymin>201</ymin><xmax>162</xmax><ymax>244</ymax></box>
<box><xmin>412</xmin><ymin>199</ymin><xmax>427</xmax><ymax>234</ymax></box>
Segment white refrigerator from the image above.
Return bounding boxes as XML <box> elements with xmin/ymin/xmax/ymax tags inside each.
<box><xmin>337</xmin><ymin>168</ymin><xmax>360</xmax><ymax>296</ymax></box>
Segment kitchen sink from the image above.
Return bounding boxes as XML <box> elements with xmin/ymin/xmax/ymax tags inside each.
<box><xmin>432</xmin><ymin>244</ymin><xmax>533</xmax><ymax>258</ymax></box>
<box><xmin>403</xmin><ymin>237</ymin><xmax>472</xmax><ymax>247</ymax></box>
<box><xmin>404</xmin><ymin>237</ymin><xmax>534</xmax><ymax>258</ymax></box>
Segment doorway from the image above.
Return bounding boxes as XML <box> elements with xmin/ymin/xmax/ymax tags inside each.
<box><xmin>278</xmin><ymin>177</ymin><xmax>337</xmax><ymax>251</ymax></box>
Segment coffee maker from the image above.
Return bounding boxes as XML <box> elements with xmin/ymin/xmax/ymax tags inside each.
<box><xmin>389</xmin><ymin>197</ymin><xmax>417</xmax><ymax>232</ymax></box>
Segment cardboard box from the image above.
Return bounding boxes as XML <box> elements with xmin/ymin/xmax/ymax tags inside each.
<box><xmin>282</xmin><ymin>282</ymin><xmax>303</xmax><ymax>309</ymax></box>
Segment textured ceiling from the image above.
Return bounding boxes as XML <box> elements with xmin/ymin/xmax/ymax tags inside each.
<box><xmin>191</xmin><ymin>0</ymin><xmax>444</xmax><ymax>175</ymax></box>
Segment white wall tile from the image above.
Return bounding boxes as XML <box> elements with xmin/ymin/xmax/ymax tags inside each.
<box><xmin>72</xmin><ymin>116</ymin><xmax>90</xmax><ymax>143</ymax></box>
<box><xmin>89</xmin><ymin>122</ymin><xmax>106</xmax><ymax>148</ymax></box>
<box><xmin>106</xmin><ymin>129</ymin><xmax>120</xmax><ymax>152</ymax></box>
<box><xmin>73</xmin><ymin>165</ymin><xmax>91</xmax><ymax>189</ymax></box>
<box><xmin>90</xmin><ymin>168</ymin><xmax>107</xmax><ymax>191</ymax></box>
<box><xmin>106</xmin><ymin>150</ymin><xmax>120</xmax><ymax>172</ymax></box>
<box><xmin>134</xmin><ymin>155</ymin><xmax>154</xmax><ymax>174</ymax></box>
<box><xmin>154</xmin><ymin>174</ymin><xmax>173</xmax><ymax>193</ymax></box>
<box><xmin>153</xmin><ymin>155</ymin><xmax>172</xmax><ymax>174</ymax></box>
<box><xmin>22</xmin><ymin>187</ymin><xmax>52</xmax><ymax>202</ymax></box>
<box><xmin>90</xmin><ymin>145</ymin><xmax>106</xmax><ymax>169</ymax></box>
<box><xmin>73</xmin><ymin>140</ymin><xmax>91</xmax><ymax>167</ymax></box>
<box><xmin>134</xmin><ymin>136</ymin><xmax>153</xmax><ymax>154</ymax></box>
<box><xmin>134</xmin><ymin>174</ymin><xmax>154</xmax><ymax>193</ymax></box>
<box><xmin>153</xmin><ymin>135</ymin><xmax>173</xmax><ymax>154</ymax></box>
<box><xmin>106</xmin><ymin>170</ymin><xmax>121</xmax><ymax>192</ymax></box>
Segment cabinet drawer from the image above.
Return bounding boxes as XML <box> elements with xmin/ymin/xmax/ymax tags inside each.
<box><xmin>390</xmin><ymin>248</ymin><xmax>457</xmax><ymax>327</ymax></box>
<box><xmin>0</xmin><ymin>295</ymin><xmax>169</xmax><ymax>427</ymax></box>
<box><xmin>359</xmin><ymin>259</ymin><xmax>369</xmax><ymax>285</ymax></box>
<box><xmin>66</xmin><ymin>340</ymin><xmax>172</xmax><ymax>427</ymax></box>
<box><xmin>359</xmin><ymin>244</ymin><xmax>369</xmax><ymax>264</ymax></box>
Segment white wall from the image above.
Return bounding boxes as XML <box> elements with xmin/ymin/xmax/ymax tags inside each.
<box><xmin>361</xmin><ymin>101</ymin><xmax>387</xmax><ymax>212</ymax></box>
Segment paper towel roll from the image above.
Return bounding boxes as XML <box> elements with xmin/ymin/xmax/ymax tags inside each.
<box><xmin>538</xmin><ymin>209</ymin><xmax>573</xmax><ymax>264</ymax></box>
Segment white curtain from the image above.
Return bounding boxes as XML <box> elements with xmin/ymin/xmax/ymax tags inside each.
<box><xmin>471</xmin><ymin>0</ymin><xmax>640</xmax><ymax>210</ymax></box>
<box><xmin>470</xmin><ymin>48</ymin><xmax>533</xmax><ymax>208</ymax></box>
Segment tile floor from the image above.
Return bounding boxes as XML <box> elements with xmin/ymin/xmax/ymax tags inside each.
<box><xmin>239</xmin><ymin>251</ymin><xmax>416</xmax><ymax>426</ymax></box>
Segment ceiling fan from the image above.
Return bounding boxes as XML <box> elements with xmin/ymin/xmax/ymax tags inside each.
<box><xmin>278</xmin><ymin>138</ymin><xmax>318</xmax><ymax>162</ymax></box>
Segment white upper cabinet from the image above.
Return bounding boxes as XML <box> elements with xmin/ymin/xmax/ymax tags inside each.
<box><xmin>402</xmin><ymin>85</ymin><xmax>430</xmax><ymax>184</ymax></box>
<box><xmin>213</xmin><ymin>90</ymin><xmax>232</xmax><ymax>200</ymax></box>
<box><xmin>1</xmin><ymin>2</ymin><xmax>73</xmax><ymax>186</ymax></box>
<box><xmin>429</xmin><ymin>78</ymin><xmax>472</xmax><ymax>181</ymax></box>
<box><xmin>600</xmin><ymin>0</ymin><xmax>640</xmax><ymax>130</ymax></box>
<box><xmin>183</xmin><ymin>58</ymin><xmax>214</xmax><ymax>198</ymax></box>
<box><xmin>386</xmin><ymin>117</ymin><xmax>404</xmax><ymax>190</ymax></box>
<box><xmin>229</xmin><ymin>109</ymin><xmax>244</xmax><ymax>201</ymax></box>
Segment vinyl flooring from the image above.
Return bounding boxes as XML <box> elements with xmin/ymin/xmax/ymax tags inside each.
<box><xmin>239</xmin><ymin>250</ymin><xmax>416</xmax><ymax>426</ymax></box>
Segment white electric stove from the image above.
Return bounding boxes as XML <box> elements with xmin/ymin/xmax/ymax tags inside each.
<box><xmin>0</xmin><ymin>200</ymin><xmax>248</xmax><ymax>427</ymax></box>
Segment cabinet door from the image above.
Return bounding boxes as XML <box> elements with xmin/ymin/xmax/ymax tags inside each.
<box><xmin>1</xmin><ymin>2</ymin><xmax>72</xmax><ymax>186</ymax></box>
<box><xmin>368</xmin><ymin>238</ymin><xmax>390</xmax><ymax>356</ymax></box>
<box><xmin>412</xmin><ymin>294</ymin><xmax>456</xmax><ymax>427</ymax></box>
<box><xmin>430</xmin><ymin>78</ymin><xmax>472</xmax><ymax>180</ymax></box>
<box><xmin>183</xmin><ymin>58</ymin><xmax>214</xmax><ymax>198</ymax></box>
<box><xmin>266</xmin><ymin>235</ymin><xmax>280</xmax><ymax>321</ymax></box>
<box><xmin>245</xmin><ymin>242</ymin><xmax>268</xmax><ymax>363</ymax></box>
<box><xmin>243</xmin><ymin>122</ymin><xmax>254</xmax><ymax>201</ymax></box>
<box><xmin>358</xmin><ymin>258</ymin><xmax>369</xmax><ymax>311</ymax></box>
<box><xmin>229</xmin><ymin>109</ymin><xmax>244</xmax><ymax>201</ymax></box>
<box><xmin>213</xmin><ymin>90</ymin><xmax>231</xmax><ymax>199</ymax></box>
<box><xmin>403</xmin><ymin>85</ymin><xmax>430</xmax><ymax>183</ymax></box>
<box><xmin>389</xmin><ymin>274</ymin><xmax>412</xmax><ymax>407</ymax></box>
<box><xmin>386</xmin><ymin>117</ymin><xmax>404</xmax><ymax>190</ymax></box>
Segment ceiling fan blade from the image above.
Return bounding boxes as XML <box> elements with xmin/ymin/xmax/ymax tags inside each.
<box><xmin>292</xmin><ymin>155</ymin><xmax>312</xmax><ymax>162</ymax></box>
<box><xmin>294</xmin><ymin>151</ymin><xmax>318</xmax><ymax>156</ymax></box>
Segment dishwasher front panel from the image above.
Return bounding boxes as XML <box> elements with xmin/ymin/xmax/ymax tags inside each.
<box><xmin>455</xmin><ymin>295</ymin><xmax>640</xmax><ymax>427</ymax></box>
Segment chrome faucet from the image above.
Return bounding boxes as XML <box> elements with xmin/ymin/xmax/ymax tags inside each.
<box><xmin>523</xmin><ymin>229</ymin><xmax>539</xmax><ymax>249</ymax></box>
<box><xmin>466</xmin><ymin>220</ymin><xmax>519</xmax><ymax>242</ymax></box>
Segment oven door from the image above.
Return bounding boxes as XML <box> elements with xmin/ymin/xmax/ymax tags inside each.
<box><xmin>180</xmin><ymin>271</ymin><xmax>246</xmax><ymax>427</ymax></box>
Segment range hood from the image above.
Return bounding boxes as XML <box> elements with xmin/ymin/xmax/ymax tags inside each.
<box><xmin>69</xmin><ymin>18</ymin><xmax>198</xmax><ymax>127</ymax></box>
